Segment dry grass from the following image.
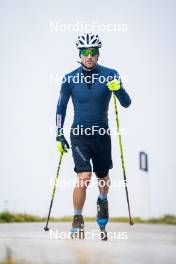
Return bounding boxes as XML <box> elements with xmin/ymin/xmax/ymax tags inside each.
<box><xmin>0</xmin><ymin>211</ymin><xmax>176</xmax><ymax>225</ymax></box>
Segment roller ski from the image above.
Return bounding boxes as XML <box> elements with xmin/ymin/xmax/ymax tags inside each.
<box><xmin>96</xmin><ymin>197</ymin><xmax>109</xmax><ymax>241</ymax></box>
<box><xmin>70</xmin><ymin>215</ymin><xmax>85</xmax><ymax>239</ymax></box>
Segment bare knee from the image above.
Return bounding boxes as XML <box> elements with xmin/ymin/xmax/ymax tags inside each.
<box><xmin>98</xmin><ymin>175</ymin><xmax>111</xmax><ymax>188</ymax></box>
<box><xmin>77</xmin><ymin>172</ymin><xmax>92</xmax><ymax>188</ymax></box>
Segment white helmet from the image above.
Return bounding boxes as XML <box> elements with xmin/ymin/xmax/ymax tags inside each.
<box><xmin>76</xmin><ymin>33</ymin><xmax>102</xmax><ymax>49</ymax></box>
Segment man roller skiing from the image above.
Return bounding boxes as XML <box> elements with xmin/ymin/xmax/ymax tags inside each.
<box><xmin>56</xmin><ymin>33</ymin><xmax>131</xmax><ymax>240</ymax></box>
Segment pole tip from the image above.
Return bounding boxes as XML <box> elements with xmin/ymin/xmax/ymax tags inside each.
<box><xmin>44</xmin><ymin>226</ymin><xmax>50</xmax><ymax>231</ymax></box>
<box><xmin>129</xmin><ymin>221</ymin><xmax>134</xmax><ymax>225</ymax></box>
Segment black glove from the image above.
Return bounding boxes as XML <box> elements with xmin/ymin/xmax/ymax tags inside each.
<box><xmin>56</xmin><ymin>135</ymin><xmax>70</xmax><ymax>153</ymax></box>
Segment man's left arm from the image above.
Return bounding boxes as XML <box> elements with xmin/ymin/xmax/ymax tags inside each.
<box><xmin>107</xmin><ymin>74</ymin><xmax>131</xmax><ymax>108</ymax></box>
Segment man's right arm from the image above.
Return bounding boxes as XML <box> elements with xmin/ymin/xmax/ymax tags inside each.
<box><xmin>56</xmin><ymin>78</ymin><xmax>71</xmax><ymax>136</ymax></box>
<box><xmin>56</xmin><ymin>78</ymin><xmax>71</xmax><ymax>153</ymax></box>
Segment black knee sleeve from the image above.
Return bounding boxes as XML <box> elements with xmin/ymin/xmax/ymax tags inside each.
<box><xmin>95</xmin><ymin>170</ymin><xmax>109</xmax><ymax>178</ymax></box>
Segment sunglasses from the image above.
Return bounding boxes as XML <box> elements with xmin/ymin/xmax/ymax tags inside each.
<box><xmin>81</xmin><ymin>48</ymin><xmax>99</xmax><ymax>56</ymax></box>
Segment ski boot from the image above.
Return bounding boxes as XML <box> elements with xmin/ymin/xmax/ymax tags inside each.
<box><xmin>70</xmin><ymin>215</ymin><xmax>85</xmax><ymax>239</ymax></box>
<box><xmin>96</xmin><ymin>197</ymin><xmax>109</xmax><ymax>241</ymax></box>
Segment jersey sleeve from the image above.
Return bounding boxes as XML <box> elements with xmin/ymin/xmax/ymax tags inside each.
<box><xmin>56</xmin><ymin>77</ymin><xmax>71</xmax><ymax>135</ymax></box>
<box><xmin>114</xmin><ymin>71</ymin><xmax>131</xmax><ymax>108</ymax></box>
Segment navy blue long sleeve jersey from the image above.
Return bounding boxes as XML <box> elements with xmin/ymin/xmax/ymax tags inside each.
<box><xmin>56</xmin><ymin>64</ymin><xmax>131</xmax><ymax>134</ymax></box>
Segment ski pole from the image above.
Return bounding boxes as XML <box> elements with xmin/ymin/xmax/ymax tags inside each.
<box><xmin>44</xmin><ymin>152</ymin><xmax>64</xmax><ymax>231</ymax></box>
<box><xmin>112</xmin><ymin>91</ymin><xmax>134</xmax><ymax>225</ymax></box>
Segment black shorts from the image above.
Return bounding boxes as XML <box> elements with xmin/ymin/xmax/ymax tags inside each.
<box><xmin>70</xmin><ymin>130</ymin><xmax>113</xmax><ymax>178</ymax></box>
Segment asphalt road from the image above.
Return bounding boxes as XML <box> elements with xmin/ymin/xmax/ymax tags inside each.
<box><xmin>0</xmin><ymin>222</ymin><xmax>176</xmax><ymax>264</ymax></box>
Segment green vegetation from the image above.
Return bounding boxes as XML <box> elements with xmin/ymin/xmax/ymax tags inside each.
<box><xmin>0</xmin><ymin>256</ymin><xmax>31</xmax><ymax>264</ymax></box>
<box><xmin>0</xmin><ymin>211</ymin><xmax>46</xmax><ymax>223</ymax></box>
<box><xmin>0</xmin><ymin>211</ymin><xmax>176</xmax><ymax>225</ymax></box>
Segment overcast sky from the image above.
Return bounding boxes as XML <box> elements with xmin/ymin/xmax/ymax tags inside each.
<box><xmin>0</xmin><ymin>0</ymin><xmax>175</xmax><ymax>218</ymax></box>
